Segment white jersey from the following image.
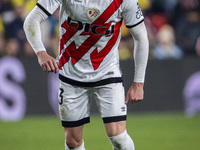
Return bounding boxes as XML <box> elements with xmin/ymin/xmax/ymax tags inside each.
<box><xmin>37</xmin><ymin>0</ymin><xmax>144</xmax><ymax>85</ymax></box>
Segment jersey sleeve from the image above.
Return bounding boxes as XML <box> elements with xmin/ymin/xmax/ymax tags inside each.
<box><xmin>36</xmin><ymin>0</ymin><xmax>61</xmax><ymax>16</ymax></box>
<box><xmin>122</xmin><ymin>0</ymin><xmax>144</xmax><ymax>28</ymax></box>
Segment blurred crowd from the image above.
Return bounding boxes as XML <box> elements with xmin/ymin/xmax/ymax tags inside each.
<box><xmin>0</xmin><ymin>0</ymin><xmax>59</xmax><ymax>58</ymax></box>
<box><xmin>0</xmin><ymin>0</ymin><xmax>200</xmax><ymax>60</ymax></box>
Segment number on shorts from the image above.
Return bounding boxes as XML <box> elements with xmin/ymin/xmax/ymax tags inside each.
<box><xmin>59</xmin><ymin>88</ymin><xmax>64</xmax><ymax>105</ymax></box>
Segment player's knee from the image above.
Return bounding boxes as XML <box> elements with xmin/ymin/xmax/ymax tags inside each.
<box><xmin>65</xmin><ymin>137</ymin><xmax>82</xmax><ymax>149</ymax></box>
<box><xmin>109</xmin><ymin>130</ymin><xmax>135</xmax><ymax>150</ymax></box>
<box><xmin>65</xmin><ymin>139</ymin><xmax>85</xmax><ymax>150</ymax></box>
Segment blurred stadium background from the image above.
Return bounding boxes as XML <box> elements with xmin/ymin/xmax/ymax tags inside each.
<box><xmin>0</xmin><ymin>0</ymin><xmax>200</xmax><ymax>150</ymax></box>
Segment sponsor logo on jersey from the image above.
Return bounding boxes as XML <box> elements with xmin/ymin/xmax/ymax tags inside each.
<box><xmin>66</xmin><ymin>17</ymin><xmax>115</xmax><ymax>36</ymax></box>
<box><xmin>87</xmin><ymin>9</ymin><xmax>100</xmax><ymax>20</ymax></box>
<box><xmin>136</xmin><ymin>2</ymin><xmax>143</xmax><ymax>19</ymax></box>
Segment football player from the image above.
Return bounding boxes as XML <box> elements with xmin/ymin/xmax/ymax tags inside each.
<box><xmin>24</xmin><ymin>0</ymin><xmax>149</xmax><ymax>149</ymax></box>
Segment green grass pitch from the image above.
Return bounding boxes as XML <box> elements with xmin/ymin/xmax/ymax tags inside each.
<box><xmin>1</xmin><ymin>113</ymin><xmax>200</xmax><ymax>150</ymax></box>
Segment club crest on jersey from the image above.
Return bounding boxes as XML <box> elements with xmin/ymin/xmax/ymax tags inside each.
<box><xmin>59</xmin><ymin>107</ymin><xmax>66</xmax><ymax>119</ymax></box>
<box><xmin>87</xmin><ymin>9</ymin><xmax>100</xmax><ymax>20</ymax></box>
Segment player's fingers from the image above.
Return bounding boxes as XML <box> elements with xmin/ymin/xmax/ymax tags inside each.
<box><xmin>48</xmin><ymin>60</ymin><xmax>55</xmax><ymax>72</ymax></box>
<box><xmin>55</xmin><ymin>67</ymin><xmax>59</xmax><ymax>73</ymax></box>
<box><xmin>41</xmin><ymin>63</ymin><xmax>47</xmax><ymax>72</ymax></box>
<box><xmin>130</xmin><ymin>100</ymin><xmax>136</xmax><ymax>104</ymax></box>
<box><xmin>45</xmin><ymin>62</ymin><xmax>52</xmax><ymax>72</ymax></box>
<box><xmin>129</xmin><ymin>97</ymin><xmax>137</xmax><ymax>103</ymax></box>
<box><xmin>125</xmin><ymin>94</ymin><xmax>129</xmax><ymax>104</ymax></box>
<box><xmin>131</xmin><ymin>98</ymin><xmax>143</xmax><ymax>103</ymax></box>
<box><xmin>129</xmin><ymin>100</ymin><xmax>137</xmax><ymax>104</ymax></box>
<box><xmin>52</xmin><ymin>59</ymin><xmax>59</xmax><ymax>73</ymax></box>
<box><xmin>128</xmin><ymin>95</ymin><xmax>143</xmax><ymax>103</ymax></box>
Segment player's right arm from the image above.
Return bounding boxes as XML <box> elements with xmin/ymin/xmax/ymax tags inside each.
<box><xmin>24</xmin><ymin>1</ymin><xmax>60</xmax><ymax>73</ymax></box>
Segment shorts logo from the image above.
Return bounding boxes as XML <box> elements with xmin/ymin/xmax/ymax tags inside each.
<box><xmin>121</xmin><ymin>106</ymin><xmax>126</xmax><ymax>112</ymax></box>
<box><xmin>87</xmin><ymin>8</ymin><xmax>100</xmax><ymax>20</ymax></box>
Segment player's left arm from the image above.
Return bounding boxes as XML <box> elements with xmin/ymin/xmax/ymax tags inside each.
<box><xmin>125</xmin><ymin>21</ymin><xmax>149</xmax><ymax>104</ymax></box>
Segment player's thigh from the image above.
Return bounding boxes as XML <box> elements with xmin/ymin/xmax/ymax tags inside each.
<box><xmin>94</xmin><ymin>83</ymin><xmax>127</xmax><ymax>121</ymax></box>
<box><xmin>105</xmin><ymin>120</ymin><xmax>126</xmax><ymax>137</ymax></box>
<box><xmin>58</xmin><ymin>80</ymin><xmax>90</xmax><ymax>127</ymax></box>
<box><xmin>93</xmin><ymin>83</ymin><xmax>127</xmax><ymax>136</ymax></box>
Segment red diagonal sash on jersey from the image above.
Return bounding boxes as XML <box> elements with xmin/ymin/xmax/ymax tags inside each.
<box><xmin>59</xmin><ymin>21</ymin><xmax>78</xmax><ymax>54</ymax></box>
<box><xmin>59</xmin><ymin>0</ymin><xmax>123</xmax><ymax>70</ymax></box>
<box><xmin>90</xmin><ymin>20</ymin><xmax>122</xmax><ymax>70</ymax></box>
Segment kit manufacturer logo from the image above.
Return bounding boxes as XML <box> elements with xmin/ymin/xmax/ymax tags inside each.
<box><xmin>121</xmin><ymin>106</ymin><xmax>126</xmax><ymax>112</ymax></box>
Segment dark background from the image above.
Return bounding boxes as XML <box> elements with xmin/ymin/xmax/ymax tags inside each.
<box><xmin>16</xmin><ymin>57</ymin><xmax>200</xmax><ymax>115</ymax></box>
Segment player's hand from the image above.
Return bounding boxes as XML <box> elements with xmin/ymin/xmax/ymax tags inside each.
<box><xmin>125</xmin><ymin>82</ymin><xmax>144</xmax><ymax>104</ymax></box>
<box><xmin>36</xmin><ymin>51</ymin><xmax>59</xmax><ymax>73</ymax></box>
